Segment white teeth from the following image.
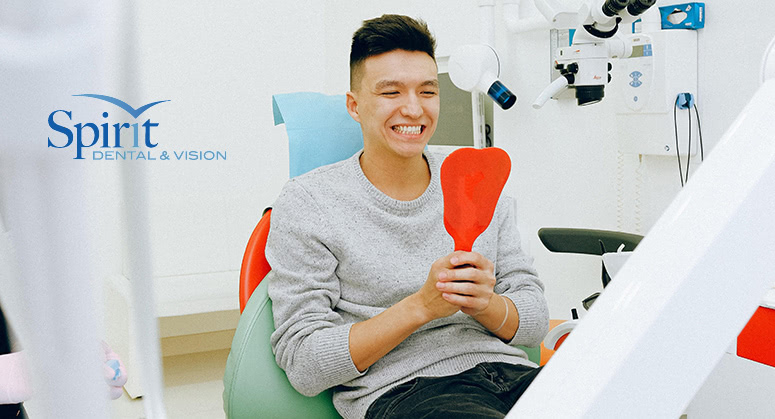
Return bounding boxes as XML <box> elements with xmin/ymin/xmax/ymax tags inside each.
<box><xmin>393</xmin><ymin>125</ymin><xmax>422</xmax><ymax>135</ymax></box>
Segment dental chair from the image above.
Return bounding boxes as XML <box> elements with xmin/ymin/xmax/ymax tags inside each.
<box><xmin>223</xmin><ymin>93</ymin><xmax>360</xmax><ymax>419</ymax></box>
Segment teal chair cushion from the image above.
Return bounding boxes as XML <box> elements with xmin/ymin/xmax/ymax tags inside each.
<box><xmin>272</xmin><ymin>93</ymin><xmax>363</xmax><ymax>178</ymax></box>
<box><xmin>223</xmin><ymin>280</ymin><xmax>342</xmax><ymax>418</ymax></box>
<box><xmin>522</xmin><ymin>341</ymin><xmax>541</xmax><ymax>367</ymax></box>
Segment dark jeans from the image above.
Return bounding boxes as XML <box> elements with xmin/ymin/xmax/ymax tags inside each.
<box><xmin>0</xmin><ymin>404</ymin><xmax>27</xmax><ymax>418</ymax></box>
<box><xmin>365</xmin><ymin>362</ymin><xmax>542</xmax><ymax>419</ymax></box>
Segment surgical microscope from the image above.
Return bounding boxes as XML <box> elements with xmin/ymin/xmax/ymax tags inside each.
<box><xmin>534</xmin><ymin>0</ymin><xmax>657</xmax><ymax>108</ymax></box>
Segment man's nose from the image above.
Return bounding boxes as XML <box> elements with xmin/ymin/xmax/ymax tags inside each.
<box><xmin>400</xmin><ymin>94</ymin><xmax>423</xmax><ymax>118</ymax></box>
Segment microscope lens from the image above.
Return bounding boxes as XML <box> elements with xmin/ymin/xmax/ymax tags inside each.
<box><xmin>576</xmin><ymin>85</ymin><xmax>605</xmax><ymax>106</ymax></box>
<box><xmin>602</xmin><ymin>0</ymin><xmax>630</xmax><ymax>17</ymax></box>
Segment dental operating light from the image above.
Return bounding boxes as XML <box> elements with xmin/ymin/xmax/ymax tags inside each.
<box><xmin>449</xmin><ymin>44</ymin><xmax>517</xmax><ymax>110</ymax></box>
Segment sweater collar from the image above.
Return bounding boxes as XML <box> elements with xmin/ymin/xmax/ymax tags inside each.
<box><xmin>350</xmin><ymin>149</ymin><xmax>441</xmax><ymax>213</ymax></box>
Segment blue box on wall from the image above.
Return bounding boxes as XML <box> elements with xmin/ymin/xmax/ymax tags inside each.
<box><xmin>659</xmin><ymin>2</ymin><xmax>705</xmax><ymax>29</ymax></box>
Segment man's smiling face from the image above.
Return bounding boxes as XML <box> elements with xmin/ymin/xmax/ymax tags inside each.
<box><xmin>347</xmin><ymin>49</ymin><xmax>440</xmax><ymax>161</ymax></box>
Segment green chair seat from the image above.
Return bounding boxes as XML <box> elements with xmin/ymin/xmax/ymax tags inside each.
<box><xmin>223</xmin><ymin>280</ymin><xmax>342</xmax><ymax>418</ymax></box>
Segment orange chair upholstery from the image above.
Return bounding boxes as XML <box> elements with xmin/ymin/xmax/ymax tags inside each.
<box><xmin>737</xmin><ymin>306</ymin><xmax>775</xmax><ymax>368</ymax></box>
<box><xmin>239</xmin><ymin>208</ymin><xmax>272</xmax><ymax>313</ymax></box>
<box><xmin>540</xmin><ymin>319</ymin><xmax>570</xmax><ymax>366</ymax></box>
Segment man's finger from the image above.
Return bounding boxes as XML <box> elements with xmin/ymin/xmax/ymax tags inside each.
<box><xmin>449</xmin><ymin>251</ymin><xmax>493</xmax><ymax>271</ymax></box>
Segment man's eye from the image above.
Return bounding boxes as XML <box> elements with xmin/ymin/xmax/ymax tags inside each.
<box><xmin>422</xmin><ymin>91</ymin><xmax>438</xmax><ymax>96</ymax></box>
<box><xmin>381</xmin><ymin>91</ymin><xmax>399</xmax><ymax>96</ymax></box>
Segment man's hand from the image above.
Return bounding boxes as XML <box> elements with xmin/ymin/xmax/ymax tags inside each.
<box><xmin>432</xmin><ymin>251</ymin><xmax>520</xmax><ymax>341</ymax></box>
<box><xmin>412</xmin><ymin>253</ymin><xmax>466</xmax><ymax>322</ymax></box>
<box><xmin>433</xmin><ymin>251</ymin><xmax>496</xmax><ymax>317</ymax></box>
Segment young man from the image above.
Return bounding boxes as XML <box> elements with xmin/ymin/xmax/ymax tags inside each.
<box><xmin>266</xmin><ymin>14</ymin><xmax>549</xmax><ymax>419</ymax></box>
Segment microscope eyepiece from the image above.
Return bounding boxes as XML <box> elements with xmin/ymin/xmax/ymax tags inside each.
<box><xmin>601</xmin><ymin>0</ymin><xmax>630</xmax><ymax>17</ymax></box>
<box><xmin>627</xmin><ymin>0</ymin><xmax>656</xmax><ymax>16</ymax></box>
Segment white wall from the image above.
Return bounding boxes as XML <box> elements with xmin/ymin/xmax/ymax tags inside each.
<box><xmin>133</xmin><ymin>0</ymin><xmax>328</xmax><ymax>315</ymax></box>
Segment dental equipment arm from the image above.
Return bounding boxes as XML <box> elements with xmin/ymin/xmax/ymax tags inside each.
<box><xmin>533</xmin><ymin>0</ymin><xmax>578</xmax><ymax>28</ymax></box>
<box><xmin>508</xmin><ymin>36</ymin><xmax>775</xmax><ymax>418</ymax></box>
<box><xmin>533</xmin><ymin>0</ymin><xmax>657</xmax><ymax>107</ymax></box>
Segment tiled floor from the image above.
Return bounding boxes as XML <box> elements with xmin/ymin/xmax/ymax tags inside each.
<box><xmin>111</xmin><ymin>349</ymin><xmax>230</xmax><ymax>419</ymax></box>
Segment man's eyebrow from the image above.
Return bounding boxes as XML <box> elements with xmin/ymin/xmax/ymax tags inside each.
<box><xmin>374</xmin><ymin>79</ymin><xmax>439</xmax><ymax>90</ymax></box>
<box><xmin>375</xmin><ymin>80</ymin><xmax>404</xmax><ymax>90</ymax></box>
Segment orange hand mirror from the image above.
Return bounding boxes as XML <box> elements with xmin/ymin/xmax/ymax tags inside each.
<box><xmin>441</xmin><ymin>147</ymin><xmax>511</xmax><ymax>252</ymax></box>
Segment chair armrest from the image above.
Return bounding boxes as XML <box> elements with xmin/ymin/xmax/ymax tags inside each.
<box><xmin>538</xmin><ymin>228</ymin><xmax>643</xmax><ymax>255</ymax></box>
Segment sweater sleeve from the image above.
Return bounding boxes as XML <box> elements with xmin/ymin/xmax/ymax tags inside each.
<box><xmin>266</xmin><ymin>180</ymin><xmax>365</xmax><ymax>397</ymax></box>
<box><xmin>492</xmin><ymin>197</ymin><xmax>550</xmax><ymax>348</ymax></box>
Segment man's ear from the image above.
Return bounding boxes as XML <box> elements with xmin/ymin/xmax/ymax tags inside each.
<box><xmin>346</xmin><ymin>91</ymin><xmax>361</xmax><ymax>123</ymax></box>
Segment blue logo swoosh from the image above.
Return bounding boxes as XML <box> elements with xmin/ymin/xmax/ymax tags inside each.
<box><xmin>73</xmin><ymin>94</ymin><xmax>169</xmax><ymax>118</ymax></box>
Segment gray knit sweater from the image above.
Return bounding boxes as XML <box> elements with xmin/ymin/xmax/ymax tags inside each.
<box><xmin>266</xmin><ymin>150</ymin><xmax>549</xmax><ymax>419</ymax></box>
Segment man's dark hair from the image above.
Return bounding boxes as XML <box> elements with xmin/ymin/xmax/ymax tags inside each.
<box><xmin>349</xmin><ymin>14</ymin><xmax>437</xmax><ymax>90</ymax></box>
